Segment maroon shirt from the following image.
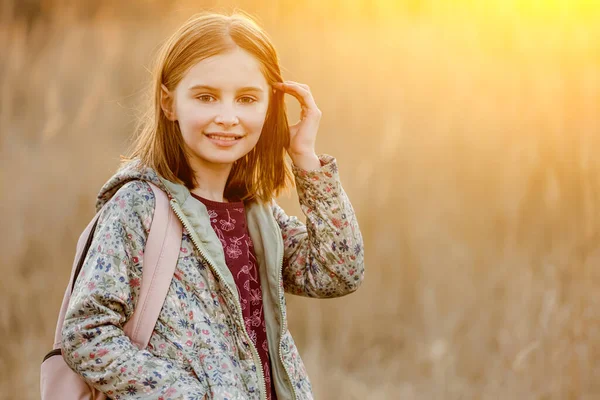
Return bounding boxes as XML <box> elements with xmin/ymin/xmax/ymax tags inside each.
<box><xmin>191</xmin><ymin>193</ymin><xmax>277</xmax><ymax>400</ymax></box>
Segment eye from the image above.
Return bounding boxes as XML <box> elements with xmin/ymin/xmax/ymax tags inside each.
<box><xmin>196</xmin><ymin>94</ymin><xmax>215</xmax><ymax>102</ymax></box>
<box><xmin>239</xmin><ymin>96</ymin><xmax>256</xmax><ymax>104</ymax></box>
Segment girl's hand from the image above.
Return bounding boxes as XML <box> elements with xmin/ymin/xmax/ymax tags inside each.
<box><xmin>272</xmin><ymin>80</ymin><xmax>321</xmax><ymax>159</ymax></box>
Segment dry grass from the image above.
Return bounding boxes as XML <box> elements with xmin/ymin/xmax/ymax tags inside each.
<box><xmin>1</xmin><ymin>0</ymin><xmax>599</xmax><ymax>398</ymax></box>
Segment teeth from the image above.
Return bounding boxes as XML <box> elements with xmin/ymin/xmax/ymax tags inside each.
<box><xmin>207</xmin><ymin>135</ymin><xmax>238</xmax><ymax>141</ymax></box>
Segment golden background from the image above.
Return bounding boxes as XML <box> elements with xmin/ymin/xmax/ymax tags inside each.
<box><xmin>1</xmin><ymin>0</ymin><xmax>599</xmax><ymax>398</ymax></box>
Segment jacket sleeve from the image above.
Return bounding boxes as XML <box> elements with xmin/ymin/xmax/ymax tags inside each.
<box><xmin>61</xmin><ymin>181</ymin><xmax>207</xmax><ymax>400</ymax></box>
<box><xmin>271</xmin><ymin>154</ymin><xmax>365</xmax><ymax>298</ymax></box>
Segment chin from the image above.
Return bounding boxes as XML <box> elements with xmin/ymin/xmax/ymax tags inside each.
<box><xmin>195</xmin><ymin>153</ymin><xmax>242</xmax><ymax>166</ymax></box>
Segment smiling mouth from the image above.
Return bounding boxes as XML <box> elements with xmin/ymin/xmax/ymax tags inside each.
<box><xmin>204</xmin><ymin>133</ymin><xmax>244</xmax><ymax>141</ymax></box>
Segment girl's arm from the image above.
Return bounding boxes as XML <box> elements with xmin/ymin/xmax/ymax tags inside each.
<box><xmin>61</xmin><ymin>181</ymin><xmax>207</xmax><ymax>400</ymax></box>
<box><xmin>271</xmin><ymin>154</ymin><xmax>365</xmax><ymax>298</ymax></box>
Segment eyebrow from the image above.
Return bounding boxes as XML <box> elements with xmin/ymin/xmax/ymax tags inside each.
<box><xmin>188</xmin><ymin>84</ymin><xmax>264</xmax><ymax>93</ymax></box>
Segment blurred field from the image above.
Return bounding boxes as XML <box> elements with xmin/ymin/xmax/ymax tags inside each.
<box><xmin>1</xmin><ymin>0</ymin><xmax>600</xmax><ymax>398</ymax></box>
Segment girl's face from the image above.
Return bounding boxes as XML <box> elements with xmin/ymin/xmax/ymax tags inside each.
<box><xmin>162</xmin><ymin>47</ymin><xmax>271</xmax><ymax>170</ymax></box>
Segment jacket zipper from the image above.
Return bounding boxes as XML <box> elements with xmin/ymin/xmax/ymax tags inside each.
<box><xmin>169</xmin><ymin>199</ymin><xmax>267</xmax><ymax>400</ymax></box>
<box><xmin>272</xmin><ymin>219</ymin><xmax>298</xmax><ymax>400</ymax></box>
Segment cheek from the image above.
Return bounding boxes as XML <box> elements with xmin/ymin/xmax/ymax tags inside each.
<box><xmin>179</xmin><ymin>106</ymin><xmax>213</xmax><ymax>131</ymax></box>
<box><xmin>242</xmin><ymin>108</ymin><xmax>268</xmax><ymax>133</ymax></box>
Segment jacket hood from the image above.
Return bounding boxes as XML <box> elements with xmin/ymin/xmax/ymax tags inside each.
<box><xmin>95</xmin><ymin>159</ymin><xmax>173</xmax><ymax>213</ymax></box>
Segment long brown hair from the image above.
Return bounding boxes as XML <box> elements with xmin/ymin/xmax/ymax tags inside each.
<box><xmin>122</xmin><ymin>11</ymin><xmax>294</xmax><ymax>204</ymax></box>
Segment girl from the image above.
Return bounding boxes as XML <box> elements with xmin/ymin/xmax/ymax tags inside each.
<box><xmin>61</xmin><ymin>11</ymin><xmax>364</xmax><ymax>400</ymax></box>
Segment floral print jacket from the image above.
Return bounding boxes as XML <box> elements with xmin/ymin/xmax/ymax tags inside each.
<box><xmin>61</xmin><ymin>154</ymin><xmax>365</xmax><ymax>400</ymax></box>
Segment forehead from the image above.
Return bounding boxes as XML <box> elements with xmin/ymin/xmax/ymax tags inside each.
<box><xmin>181</xmin><ymin>47</ymin><xmax>268</xmax><ymax>90</ymax></box>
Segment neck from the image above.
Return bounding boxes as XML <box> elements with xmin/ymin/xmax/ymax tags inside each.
<box><xmin>188</xmin><ymin>156</ymin><xmax>233</xmax><ymax>203</ymax></box>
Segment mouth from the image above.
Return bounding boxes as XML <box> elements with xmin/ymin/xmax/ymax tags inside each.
<box><xmin>203</xmin><ymin>133</ymin><xmax>245</xmax><ymax>142</ymax></box>
<box><xmin>203</xmin><ymin>132</ymin><xmax>245</xmax><ymax>147</ymax></box>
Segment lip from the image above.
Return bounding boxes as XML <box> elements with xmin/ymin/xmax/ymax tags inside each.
<box><xmin>204</xmin><ymin>132</ymin><xmax>244</xmax><ymax>147</ymax></box>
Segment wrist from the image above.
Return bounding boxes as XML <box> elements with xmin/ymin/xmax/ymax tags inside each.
<box><xmin>288</xmin><ymin>148</ymin><xmax>317</xmax><ymax>158</ymax></box>
<box><xmin>289</xmin><ymin>151</ymin><xmax>321</xmax><ymax>171</ymax></box>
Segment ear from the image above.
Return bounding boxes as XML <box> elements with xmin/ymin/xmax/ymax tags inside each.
<box><xmin>160</xmin><ymin>84</ymin><xmax>177</xmax><ymax>121</ymax></box>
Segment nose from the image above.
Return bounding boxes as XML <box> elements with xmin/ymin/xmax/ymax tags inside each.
<box><xmin>214</xmin><ymin>104</ymin><xmax>239</xmax><ymax>127</ymax></box>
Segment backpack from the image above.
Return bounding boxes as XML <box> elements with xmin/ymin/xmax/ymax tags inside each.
<box><xmin>40</xmin><ymin>182</ymin><xmax>182</xmax><ymax>400</ymax></box>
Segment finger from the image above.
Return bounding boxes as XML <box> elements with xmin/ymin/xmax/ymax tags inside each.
<box><xmin>274</xmin><ymin>82</ymin><xmax>315</xmax><ymax>113</ymax></box>
<box><xmin>286</xmin><ymin>80</ymin><xmax>310</xmax><ymax>90</ymax></box>
<box><xmin>273</xmin><ymin>80</ymin><xmax>309</xmax><ymax>90</ymax></box>
<box><xmin>276</xmin><ymin>82</ymin><xmax>318</xmax><ymax>113</ymax></box>
<box><xmin>274</xmin><ymin>81</ymin><xmax>310</xmax><ymax>94</ymax></box>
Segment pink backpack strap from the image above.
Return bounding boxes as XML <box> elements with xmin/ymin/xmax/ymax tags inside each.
<box><xmin>52</xmin><ymin>181</ymin><xmax>181</xmax><ymax>350</ymax></box>
<box><xmin>123</xmin><ymin>182</ymin><xmax>182</xmax><ymax>349</ymax></box>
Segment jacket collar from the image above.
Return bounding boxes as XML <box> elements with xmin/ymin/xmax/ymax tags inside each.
<box><xmin>160</xmin><ymin>170</ymin><xmax>283</xmax><ymax>303</ymax></box>
<box><xmin>95</xmin><ymin>158</ymin><xmax>283</xmax><ymax>302</ymax></box>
